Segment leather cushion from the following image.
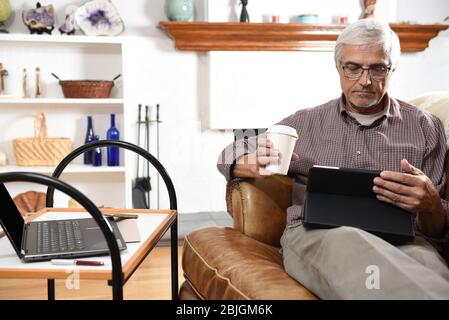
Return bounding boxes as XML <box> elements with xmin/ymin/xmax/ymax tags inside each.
<box><xmin>179</xmin><ymin>281</ymin><xmax>201</xmax><ymax>300</ymax></box>
<box><xmin>183</xmin><ymin>227</ymin><xmax>317</xmax><ymax>300</ymax></box>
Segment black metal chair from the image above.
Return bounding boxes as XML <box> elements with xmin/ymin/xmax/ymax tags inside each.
<box><xmin>45</xmin><ymin>140</ymin><xmax>178</xmax><ymax>300</ymax></box>
<box><xmin>0</xmin><ymin>172</ymin><xmax>124</xmax><ymax>300</ymax></box>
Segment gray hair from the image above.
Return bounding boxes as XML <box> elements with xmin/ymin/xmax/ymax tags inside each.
<box><xmin>334</xmin><ymin>19</ymin><xmax>401</xmax><ymax>68</ymax></box>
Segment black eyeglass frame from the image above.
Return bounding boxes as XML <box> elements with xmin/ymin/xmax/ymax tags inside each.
<box><xmin>341</xmin><ymin>63</ymin><xmax>392</xmax><ymax>81</ymax></box>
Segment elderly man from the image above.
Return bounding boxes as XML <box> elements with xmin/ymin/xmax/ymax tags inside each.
<box><xmin>217</xmin><ymin>19</ymin><xmax>449</xmax><ymax>299</ymax></box>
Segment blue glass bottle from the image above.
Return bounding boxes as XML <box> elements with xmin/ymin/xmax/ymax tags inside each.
<box><xmin>93</xmin><ymin>135</ymin><xmax>102</xmax><ymax>167</ymax></box>
<box><xmin>84</xmin><ymin>116</ymin><xmax>95</xmax><ymax>164</ymax></box>
<box><xmin>107</xmin><ymin>113</ymin><xmax>120</xmax><ymax>166</ymax></box>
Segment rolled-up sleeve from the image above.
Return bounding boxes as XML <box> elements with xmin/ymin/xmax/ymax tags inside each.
<box><xmin>217</xmin><ymin>136</ymin><xmax>258</xmax><ymax>182</ymax></box>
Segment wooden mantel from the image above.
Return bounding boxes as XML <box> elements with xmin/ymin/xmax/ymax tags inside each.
<box><xmin>159</xmin><ymin>22</ymin><xmax>449</xmax><ymax>52</ymax></box>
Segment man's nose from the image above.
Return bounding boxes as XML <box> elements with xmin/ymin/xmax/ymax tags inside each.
<box><xmin>358</xmin><ymin>69</ymin><xmax>372</xmax><ymax>86</ymax></box>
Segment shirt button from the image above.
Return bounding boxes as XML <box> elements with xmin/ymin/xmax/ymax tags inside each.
<box><xmin>356</xmin><ymin>151</ymin><xmax>361</xmax><ymax>156</ymax></box>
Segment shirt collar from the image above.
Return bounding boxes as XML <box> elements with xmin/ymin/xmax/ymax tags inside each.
<box><xmin>338</xmin><ymin>93</ymin><xmax>394</xmax><ymax>120</ymax></box>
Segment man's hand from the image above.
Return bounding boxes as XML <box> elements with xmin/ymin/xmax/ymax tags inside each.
<box><xmin>373</xmin><ymin>159</ymin><xmax>446</xmax><ymax>237</ymax></box>
<box><xmin>232</xmin><ymin>137</ymin><xmax>299</xmax><ymax>178</ymax></box>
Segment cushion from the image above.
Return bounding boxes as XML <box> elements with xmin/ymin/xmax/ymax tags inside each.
<box><xmin>408</xmin><ymin>92</ymin><xmax>449</xmax><ymax>146</ymax></box>
<box><xmin>182</xmin><ymin>227</ymin><xmax>317</xmax><ymax>300</ymax></box>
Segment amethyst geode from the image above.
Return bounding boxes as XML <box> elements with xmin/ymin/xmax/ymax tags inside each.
<box><xmin>75</xmin><ymin>0</ymin><xmax>124</xmax><ymax>36</ymax></box>
<box><xmin>22</xmin><ymin>2</ymin><xmax>55</xmax><ymax>34</ymax></box>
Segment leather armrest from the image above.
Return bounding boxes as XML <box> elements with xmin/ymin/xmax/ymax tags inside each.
<box><xmin>226</xmin><ymin>176</ymin><xmax>293</xmax><ymax>247</ymax></box>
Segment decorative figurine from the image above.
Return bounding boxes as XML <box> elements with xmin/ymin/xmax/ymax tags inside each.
<box><xmin>362</xmin><ymin>0</ymin><xmax>377</xmax><ymax>19</ymax></box>
<box><xmin>22</xmin><ymin>68</ymin><xmax>29</xmax><ymax>98</ymax></box>
<box><xmin>75</xmin><ymin>0</ymin><xmax>124</xmax><ymax>36</ymax></box>
<box><xmin>240</xmin><ymin>0</ymin><xmax>249</xmax><ymax>23</ymax></box>
<box><xmin>35</xmin><ymin>67</ymin><xmax>41</xmax><ymax>98</ymax></box>
<box><xmin>0</xmin><ymin>0</ymin><xmax>12</xmax><ymax>33</ymax></box>
<box><xmin>22</xmin><ymin>2</ymin><xmax>55</xmax><ymax>35</ymax></box>
<box><xmin>59</xmin><ymin>5</ymin><xmax>79</xmax><ymax>35</ymax></box>
<box><xmin>0</xmin><ymin>63</ymin><xmax>8</xmax><ymax>95</ymax></box>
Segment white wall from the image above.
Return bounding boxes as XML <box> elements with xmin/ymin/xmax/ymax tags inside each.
<box><xmin>392</xmin><ymin>0</ymin><xmax>449</xmax><ymax>99</ymax></box>
<box><xmin>397</xmin><ymin>0</ymin><xmax>449</xmax><ymax>24</ymax></box>
<box><xmin>1</xmin><ymin>0</ymin><xmax>448</xmax><ymax>214</ymax></box>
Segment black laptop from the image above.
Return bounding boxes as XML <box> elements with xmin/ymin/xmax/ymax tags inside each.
<box><xmin>0</xmin><ymin>183</ymin><xmax>127</xmax><ymax>262</ymax></box>
<box><xmin>302</xmin><ymin>166</ymin><xmax>415</xmax><ymax>244</ymax></box>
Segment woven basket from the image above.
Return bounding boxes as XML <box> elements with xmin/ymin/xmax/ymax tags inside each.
<box><xmin>59</xmin><ymin>80</ymin><xmax>114</xmax><ymax>98</ymax></box>
<box><xmin>12</xmin><ymin>113</ymin><xmax>72</xmax><ymax>166</ymax></box>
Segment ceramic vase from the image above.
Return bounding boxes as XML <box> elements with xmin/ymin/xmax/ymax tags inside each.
<box><xmin>165</xmin><ymin>0</ymin><xmax>193</xmax><ymax>22</ymax></box>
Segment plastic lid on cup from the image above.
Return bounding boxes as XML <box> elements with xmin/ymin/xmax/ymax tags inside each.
<box><xmin>266</xmin><ymin>125</ymin><xmax>298</xmax><ymax>139</ymax></box>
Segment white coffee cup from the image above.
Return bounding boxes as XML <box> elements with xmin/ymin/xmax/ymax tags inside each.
<box><xmin>264</xmin><ymin>125</ymin><xmax>298</xmax><ymax>175</ymax></box>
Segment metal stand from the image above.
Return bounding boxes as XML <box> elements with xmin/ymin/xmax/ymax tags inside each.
<box><xmin>47</xmin><ymin>279</ymin><xmax>55</xmax><ymax>300</ymax></box>
<box><xmin>0</xmin><ymin>171</ymin><xmax>123</xmax><ymax>300</ymax></box>
<box><xmin>171</xmin><ymin>218</ymin><xmax>179</xmax><ymax>299</ymax></box>
<box><xmin>45</xmin><ymin>140</ymin><xmax>178</xmax><ymax>300</ymax></box>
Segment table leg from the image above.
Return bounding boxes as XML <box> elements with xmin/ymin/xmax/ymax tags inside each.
<box><xmin>47</xmin><ymin>279</ymin><xmax>55</xmax><ymax>300</ymax></box>
<box><xmin>108</xmin><ymin>275</ymin><xmax>124</xmax><ymax>300</ymax></box>
<box><xmin>112</xmin><ymin>283</ymin><xmax>123</xmax><ymax>300</ymax></box>
<box><xmin>171</xmin><ymin>218</ymin><xmax>179</xmax><ymax>300</ymax></box>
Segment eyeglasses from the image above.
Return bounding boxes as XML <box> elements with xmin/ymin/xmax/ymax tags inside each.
<box><xmin>341</xmin><ymin>63</ymin><xmax>392</xmax><ymax>81</ymax></box>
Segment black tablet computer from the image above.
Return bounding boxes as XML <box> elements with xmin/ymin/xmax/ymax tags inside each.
<box><xmin>303</xmin><ymin>165</ymin><xmax>415</xmax><ymax>244</ymax></box>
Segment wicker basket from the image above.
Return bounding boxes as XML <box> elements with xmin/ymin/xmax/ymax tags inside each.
<box><xmin>12</xmin><ymin>113</ymin><xmax>72</xmax><ymax>166</ymax></box>
<box><xmin>59</xmin><ymin>80</ymin><xmax>114</xmax><ymax>98</ymax></box>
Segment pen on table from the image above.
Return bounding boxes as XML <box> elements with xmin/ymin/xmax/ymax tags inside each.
<box><xmin>51</xmin><ymin>259</ymin><xmax>105</xmax><ymax>266</ymax></box>
<box><xmin>103</xmin><ymin>213</ymin><xmax>138</xmax><ymax>220</ymax></box>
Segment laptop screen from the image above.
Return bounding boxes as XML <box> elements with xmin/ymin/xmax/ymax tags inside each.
<box><xmin>0</xmin><ymin>184</ymin><xmax>25</xmax><ymax>254</ymax></box>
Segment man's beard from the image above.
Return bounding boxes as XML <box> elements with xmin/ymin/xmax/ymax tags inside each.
<box><xmin>350</xmin><ymin>98</ymin><xmax>378</xmax><ymax>109</ymax></box>
<box><xmin>349</xmin><ymin>92</ymin><xmax>379</xmax><ymax>109</ymax></box>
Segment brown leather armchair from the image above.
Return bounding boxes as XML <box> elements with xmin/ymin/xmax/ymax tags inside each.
<box><xmin>180</xmin><ymin>175</ymin><xmax>315</xmax><ymax>300</ymax></box>
<box><xmin>180</xmin><ymin>163</ymin><xmax>449</xmax><ymax>300</ymax></box>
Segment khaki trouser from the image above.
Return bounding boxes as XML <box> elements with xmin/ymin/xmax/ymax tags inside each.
<box><xmin>281</xmin><ymin>224</ymin><xmax>449</xmax><ymax>299</ymax></box>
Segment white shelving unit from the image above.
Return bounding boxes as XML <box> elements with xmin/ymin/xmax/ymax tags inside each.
<box><xmin>0</xmin><ymin>98</ymin><xmax>124</xmax><ymax>105</ymax></box>
<box><xmin>0</xmin><ymin>34</ymin><xmax>123</xmax><ymax>46</ymax></box>
<box><xmin>0</xmin><ymin>164</ymin><xmax>126</xmax><ymax>174</ymax></box>
<box><xmin>0</xmin><ymin>33</ymin><xmax>129</xmax><ymax>209</ymax></box>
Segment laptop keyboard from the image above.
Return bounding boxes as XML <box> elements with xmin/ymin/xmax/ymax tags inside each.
<box><xmin>37</xmin><ymin>220</ymin><xmax>85</xmax><ymax>253</ymax></box>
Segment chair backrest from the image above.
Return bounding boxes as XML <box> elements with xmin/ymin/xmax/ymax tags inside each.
<box><xmin>409</xmin><ymin>91</ymin><xmax>449</xmax><ymax>147</ymax></box>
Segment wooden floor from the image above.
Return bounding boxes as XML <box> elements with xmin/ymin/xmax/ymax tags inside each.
<box><xmin>0</xmin><ymin>246</ymin><xmax>184</xmax><ymax>300</ymax></box>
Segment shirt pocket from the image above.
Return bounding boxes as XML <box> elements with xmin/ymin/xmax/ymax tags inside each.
<box><xmin>378</xmin><ymin>147</ymin><xmax>424</xmax><ymax>172</ymax></box>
